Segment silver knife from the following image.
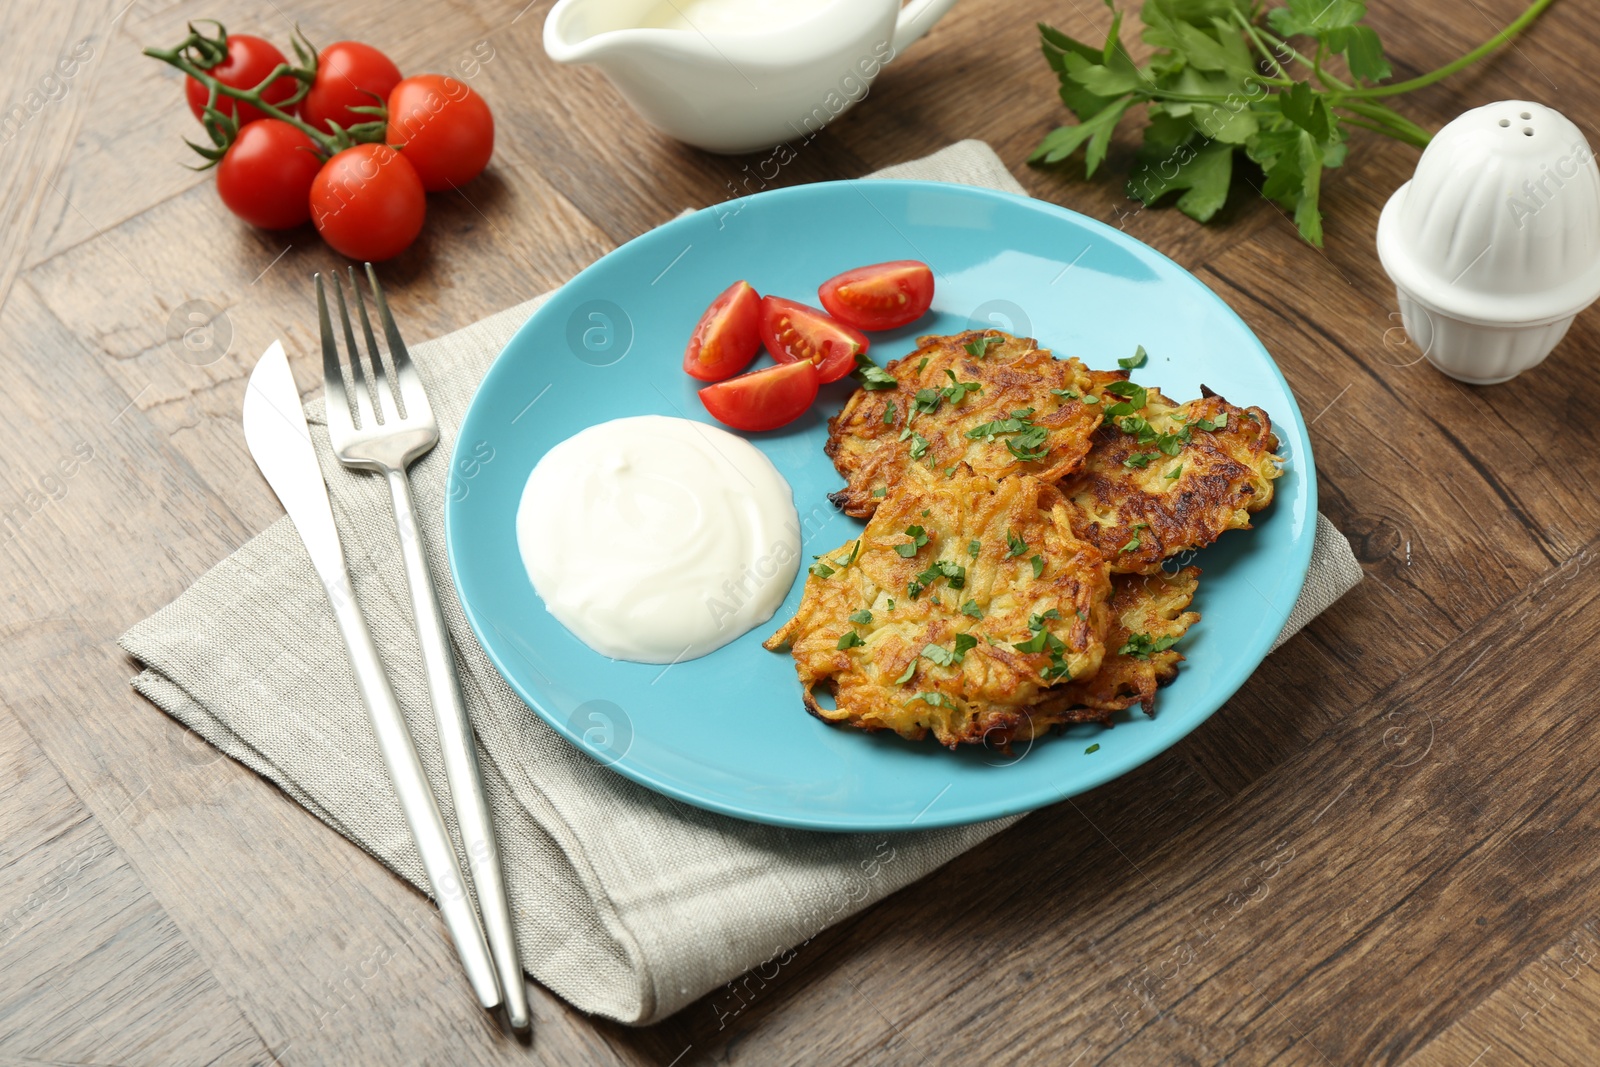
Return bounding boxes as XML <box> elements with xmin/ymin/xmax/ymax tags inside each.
<box><xmin>242</xmin><ymin>341</ymin><xmax>504</xmax><ymax>1015</ymax></box>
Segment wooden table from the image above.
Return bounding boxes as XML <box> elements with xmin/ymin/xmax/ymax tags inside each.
<box><xmin>4</xmin><ymin>0</ymin><xmax>1596</xmax><ymax>1062</ymax></box>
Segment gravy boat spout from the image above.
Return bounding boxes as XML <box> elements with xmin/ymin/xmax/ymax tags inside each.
<box><xmin>543</xmin><ymin>0</ymin><xmax>959</xmax><ymax>154</ymax></box>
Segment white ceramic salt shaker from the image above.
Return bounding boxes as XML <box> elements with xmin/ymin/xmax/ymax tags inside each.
<box><xmin>1376</xmin><ymin>101</ymin><xmax>1600</xmax><ymax>384</ymax></box>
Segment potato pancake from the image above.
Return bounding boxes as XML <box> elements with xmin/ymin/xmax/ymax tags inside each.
<box><xmin>824</xmin><ymin>330</ymin><xmax>1102</xmax><ymax>518</ymax></box>
<box><xmin>1037</xmin><ymin>567</ymin><xmax>1200</xmax><ymax>724</ymax></box>
<box><xmin>1060</xmin><ymin>376</ymin><xmax>1281</xmax><ymax>574</ymax></box>
<box><xmin>764</xmin><ymin>466</ymin><xmax>1113</xmax><ymax>749</ymax></box>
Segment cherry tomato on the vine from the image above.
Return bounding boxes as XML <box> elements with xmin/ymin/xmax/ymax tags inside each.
<box><xmin>184</xmin><ymin>34</ymin><xmax>299</xmax><ymax>126</ymax></box>
<box><xmin>384</xmin><ymin>74</ymin><xmax>495</xmax><ymax>191</ymax></box>
<box><xmin>215</xmin><ymin>119</ymin><xmax>322</xmax><ymax>230</ymax></box>
<box><xmin>309</xmin><ymin>144</ymin><xmax>426</xmax><ymax>261</ymax></box>
<box><xmin>300</xmin><ymin>41</ymin><xmax>403</xmax><ymax>134</ymax></box>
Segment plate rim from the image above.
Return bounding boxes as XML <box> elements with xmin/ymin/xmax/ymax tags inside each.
<box><xmin>445</xmin><ymin>178</ymin><xmax>1318</xmax><ymax>831</ymax></box>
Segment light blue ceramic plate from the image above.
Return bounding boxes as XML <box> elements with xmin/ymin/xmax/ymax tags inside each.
<box><xmin>445</xmin><ymin>180</ymin><xmax>1314</xmax><ymax>831</ymax></box>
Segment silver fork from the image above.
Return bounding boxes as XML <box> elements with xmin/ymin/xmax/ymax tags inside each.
<box><xmin>317</xmin><ymin>265</ymin><xmax>530</xmax><ymax>1032</ymax></box>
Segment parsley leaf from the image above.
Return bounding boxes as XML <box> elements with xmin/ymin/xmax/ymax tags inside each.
<box><xmin>1118</xmin><ymin>631</ymin><xmax>1181</xmax><ymax>659</ymax></box>
<box><xmin>1085</xmin><ymin>743</ymin><xmax>1100</xmax><ymax>754</ymax></box>
<box><xmin>1123</xmin><ymin>452</ymin><xmax>1156</xmax><ymax>469</ymax></box>
<box><xmin>1164</xmin><ymin>463</ymin><xmax>1183</xmax><ymax>480</ymax></box>
<box><xmin>848</xmin><ymin>609</ymin><xmax>873</xmax><ymax>625</ymax></box>
<box><xmin>1029</xmin><ymin>554</ymin><xmax>1045</xmax><ymax>578</ymax></box>
<box><xmin>1103</xmin><ymin>380</ymin><xmax>1148</xmax><ymax>409</ymax></box>
<box><xmin>1119</xmin><ymin>522</ymin><xmax>1149</xmax><ymax>554</ymax></box>
<box><xmin>837</xmin><ymin>631</ymin><xmax>864</xmax><ymax>650</ymax></box>
<box><xmin>960</xmin><ymin>599</ymin><xmax>985</xmax><ymax>619</ymax></box>
<box><xmin>882</xmin><ymin>399</ymin><xmax>897</xmax><ymax>425</ymax></box>
<box><xmin>895</xmin><ymin>525</ymin><xmax>929</xmax><ymax>558</ymax></box>
<box><xmin>1194</xmin><ymin>412</ymin><xmax>1230</xmax><ymax>432</ymax></box>
<box><xmin>871</xmin><ymin>486</ymin><xmax>887</xmax><ymax>498</ymax></box>
<box><xmin>1006</xmin><ymin>530</ymin><xmax>1028</xmax><ymax>558</ymax></box>
<box><xmin>851</xmin><ymin>352</ymin><xmax>898</xmax><ymax>391</ymax></box>
<box><xmin>907</xmin><ymin>691</ymin><xmax>957</xmax><ymax>710</ymax></box>
<box><xmin>965</xmin><ymin>335</ymin><xmax>1001</xmax><ymax>359</ymax></box>
<box><xmin>968</xmin><ymin>539</ymin><xmax>981</xmax><ymax>559</ymax></box>
<box><xmin>1119</xmin><ymin>345</ymin><xmax>1148</xmax><ymax>370</ymax></box>
<box><xmin>909</xmin><ymin>432</ymin><xmax>931</xmax><ymax>460</ymax></box>
<box><xmin>941</xmin><ymin>369</ymin><xmax>982</xmax><ymax>405</ymax></box>
<box><xmin>894</xmin><ymin>660</ymin><xmax>916</xmax><ymax>685</ymax></box>
<box><xmin>1051</xmin><ymin>388</ymin><xmax>1081</xmax><ymax>401</ymax></box>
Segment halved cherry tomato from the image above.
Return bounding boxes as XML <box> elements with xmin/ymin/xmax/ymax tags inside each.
<box><xmin>699</xmin><ymin>359</ymin><xmax>820</xmax><ymax>432</ymax></box>
<box><xmin>683</xmin><ymin>281</ymin><xmax>761</xmax><ymax>382</ymax></box>
<box><xmin>758</xmin><ymin>296</ymin><xmax>868</xmax><ymax>384</ymax></box>
<box><xmin>184</xmin><ymin>34</ymin><xmax>299</xmax><ymax>127</ymax></box>
<box><xmin>818</xmin><ymin>260</ymin><xmax>935</xmax><ymax>331</ymax></box>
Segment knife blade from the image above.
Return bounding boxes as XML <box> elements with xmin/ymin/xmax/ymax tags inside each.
<box><xmin>242</xmin><ymin>342</ymin><xmax>504</xmax><ymax>1015</ymax></box>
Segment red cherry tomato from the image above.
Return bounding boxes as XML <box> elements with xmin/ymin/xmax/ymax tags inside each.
<box><xmin>683</xmin><ymin>281</ymin><xmax>762</xmax><ymax>382</ymax></box>
<box><xmin>758</xmin><ymin>296</ymin><xmax>868</xmax><ymax>384</ymax></box>
<box><xmin>300</xmin><ymin>41</ymin><xmax>403</xmax><ymax>134</ymax></box>
<box><xmin>385</xmin><ymin>74</ymin><xmax>495</xmax><ymax>191</ymax></box>
<box><xmin>309</xmin><ymin>144</ymin><xmax>426</xmax><ymax>261</ymax></box>
<box><xmin>699</xmin><ymin>360</ymin><xmax>820</xmax><ymax>432</ymax></box>
<box><xmin>215</xmin><ymin>119</ymin><xmax>323</xmax><ymax>230</ymax></box>
<box><xmin>818</xmin><ymin>260</ymin><xmax>935</xmax><ymax>331</ymax></box>
<box><xmin>184</xmin><ymin>34</ymin><xmax>299</xmax><ymax>127</ymax></box>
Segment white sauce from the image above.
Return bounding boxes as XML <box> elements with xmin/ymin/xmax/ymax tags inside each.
<box><xmin>638</xmin><ymin>0</ymin><xmax>824</xmax><ymax>33</ymax></box>
<box><xmin>516</xmin><ymin>415</ymin><xmax>800</xmax><ymax>664</ymax></box>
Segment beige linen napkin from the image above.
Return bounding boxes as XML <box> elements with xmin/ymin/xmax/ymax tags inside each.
<box><xmin>120</xmin><ymin>140</ymin><xmax>1361</xmax><ymax>1025</ymax></box>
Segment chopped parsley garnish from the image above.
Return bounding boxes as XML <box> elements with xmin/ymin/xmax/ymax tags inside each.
<box><xmin>1012</xmin><ymin>630</ymin><xmax>1051</xmax><ymax>654</ymax></box>
<box><xmin>908</xmin><ymin>691</ymin><xmax>956</xmax><ymax>710</ymax></box>
<box><xmin>893</xmin><ymin>660</ymin><xmax>916</xmax><ymax>684</ymax></box>
<box><xmin>1156</xmin><ymin>432</ymin><xmax>1184</xmax><ymax>456</ymax></box>
<box><xmin>1006</xmin><ymin>529</ymin><xmax>1028</xmax><ymax>557</ymax></box>
<box><xmin>851</xmin><ymin>352</ymin><xmax>898</xmax><ymax>391</ymax></box>
<box><xmin>968</xmin><ymin>539</ymin><xmax>981</xmax><ymax>559</ymax></box>
<box><xmin>1119</xmin><ymin>345</ymin><xmax>1148</xmax><ymax>370</ymax></box>
<box><xmin>1119</xmin><ymin>632</ymin><xmax>1181</xmax><ymax>659</ymax></box>
<box><xmin>836</xmin><ymin>631</ymin><xmax>864</xmax><ymax>650</ymax></box>
<box><xmin>915</xmin><ymin>356</ymin><xmax>929</xmax><ymax>375</ymax></box>
<box><xmin>1103</xmin><ymin>380</ymin><xmax>1148</xmax><ymax>409</ymax></box>
<box><xmin>1082</xmin><ymin>393</ymin><xmax>1099</xmax><ymax>404</ymax></box>
<box><xmin>912</xmin><ymin>387</ymin><xmax>943</xmax><ymax>416</ymax></box>
<box><xmin>1164</xmin><ymin>463</ymin><xmax>1183</xmax><ymax>480</ymax></box>
<box><xmin>909</xmin><ymin>559</ymin><xmax>966</xmax><ymax>599</ymax></box>
<box><xmin>1123</xmin><ymin>452</ymin><xmax>1156</xmax><ymax>469</ymax></box>
<box><xmin>895</xmin><ymin>525</ymin><xmax>930</xmax><ymax>558</ymax></box>
<box><xmin>964</xmin><ymin>335</ymin><xmax>1000</xmax><ymax>359</ymax></box>
<box><xmin>1085</xmin><ymin>743</ymin><xmax>1100</xmax><ymax>754</ymax></box>
<box><xmin>1029</xmin><ymin>554</ymin><xmax>1045</xmax><ymax>578</ymax></box>
<box><xmin>909</xmin><ymin>432</ymin><xmax>931</xmax><ymax>460</ymax></box>
<box><xmin>882</xmin><ymin>399</ymin><xmax>897</xmax><ymax>425</ymax></box>
<box><xmin>1119</xmin><ymin>523</ymin><xmax>1149</xmax><ymax>554</ymax></box>
<box><xmin>921</xmin><ymin>634</ymin><xmax>977</xmax><ymax>668</ymax></box>
<box><xmin>941</xmin><ymin>369</ymin><xmax>982</xmax><ymax>405</ymax></box>
<box><xmin>953</xmin><ymin>633</ymin><xmax>978</xmax><ymax>659</ymax></box>
<box><xmin>1006</xmin><ymin>423</ymin><xmax>1050</xmax><ymax>462</ymax></box>
<box><xmin>1028</xmin><ymin>609</ymin><xmax>1061</xmax><ymax>629</ymax></box>
<box><xmin>1194</xmin><ymin>412</ymin><xmax>1229</xmax><ymax>432</ymax></box>
<box><xmin>960</xmin><ymin>599</ymin><xmax>984</xmax><ymax>619</ymax></box>
<box><xmin>871</xmin><ymin>486</ymin><xmax>887</xmax><ymax>498</ymax></box>
<box><xmin>965</xmin><ymin>408</ymin><xmax>1039</xmax><ymax>446</ymax></box>
<box><xmin>848</xmin><ymin>609</ymin><xmax>873</xmax><ymax>625</ymax></box>
<box><xmin>1051</xmin><ymin>388</ymin><xmax>1081</xmax><ymax>401</ymax></box>
<box><xmin>1115</xmin><ymin>414</ymin><xmax>1160</xmax><ymax>445</ymax></box>
<box><xmin>810</xmin><ymin>561</ymin><xmax>835</xmax><ymax>578</ymax></box>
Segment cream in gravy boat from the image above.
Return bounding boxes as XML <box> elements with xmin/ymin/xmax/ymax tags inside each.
<box><xmin>544</xmin><ymin>0</ymin><xmax>960</xmax><ymax>154</ymax></box>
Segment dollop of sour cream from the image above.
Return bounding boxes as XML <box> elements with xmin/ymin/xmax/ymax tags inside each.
<box><xmin>516</xmin><ymin>415</ymin><xmax>801</xmax><ymax>664</ymax></box>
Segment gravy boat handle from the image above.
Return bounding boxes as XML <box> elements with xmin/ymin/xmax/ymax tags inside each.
<box><xmin>893</xmin><ymin>0</ymin><xmax>960</xmax><ymax>54</ymax></box>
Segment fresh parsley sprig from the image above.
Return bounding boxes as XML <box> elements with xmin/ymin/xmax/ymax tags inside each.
<box><xmin>1031</xmin><ymin>0</ymin><xmax>1559</xmax><ymax>245</ymax></box>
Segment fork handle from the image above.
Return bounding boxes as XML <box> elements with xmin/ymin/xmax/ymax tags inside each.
<box><xmin>385</xmin><ymin>468</ymin><xmax>532</xmax><ymax>1032</ymax></box>
<box><xmin>319</xmin><ymin>555</ymin><xmax>503</xmax><ymax>1014</ymax></box>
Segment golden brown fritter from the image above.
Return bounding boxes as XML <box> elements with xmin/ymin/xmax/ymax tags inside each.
<box><xmin>1041</xmin><ymin>567</ymin><xmax>1200</xmax><ymax>722</ymax></box>
<box><xmin>824</xmin><ymin>330</ymin><xmax>1102</xmax><ymax>518</ymax></box>
<box><xmin>764</xmin><ymin>466</ymin><xmax>1113</xmax><ymax>749</ymax></box>
<box><xmin>1060</xmin><ymin>378</ymin><xmax>1282</xmax><ymax>574</ymax></box>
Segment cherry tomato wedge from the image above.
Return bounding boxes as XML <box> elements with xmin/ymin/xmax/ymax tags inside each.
<box><xmin>818</xmin><ymin>260</ymin><xmax>935</xmax><ymax>331</ymax></box>
<box><xmin>699</xmin><ymin>359</ymin><xmax>820</xmax><ymax>432</ymax></box>
<box><xmin>758</xmin><ymin>296</ymin><xmax>868</xmax><ymax>384</ymax></box>
<box><xmin>684</xmin><ymin>281</ymin><xmax>761</xmax><ymax>381</ymax></box>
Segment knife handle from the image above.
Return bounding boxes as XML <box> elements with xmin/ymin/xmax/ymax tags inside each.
<box><xmin>322</xmin><ymin>561</ymin><xmax>504</xmax><ymax>1014</ymax></box>
<box><xmin>385</xmin><ymin>469</ymin><xmax>531</xmax><ymax>1031</ymax></box>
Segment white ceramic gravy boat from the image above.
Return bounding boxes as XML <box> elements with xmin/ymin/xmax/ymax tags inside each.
<box><xmin>544</xmin><ymin>0</ymin><xmax>960</xmax><ymax>154</ymax></box>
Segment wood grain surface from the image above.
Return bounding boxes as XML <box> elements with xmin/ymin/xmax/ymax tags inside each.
<box><xmin>3</xmin><ymin>0</ymin><xmax>1598</xmax><ymax>1063</ymax></box>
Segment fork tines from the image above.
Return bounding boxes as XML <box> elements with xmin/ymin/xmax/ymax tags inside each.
<box><xmin>316</xmin><ymin>264</ymin><xmax>431</xmax><ymax>433</ymax></box>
